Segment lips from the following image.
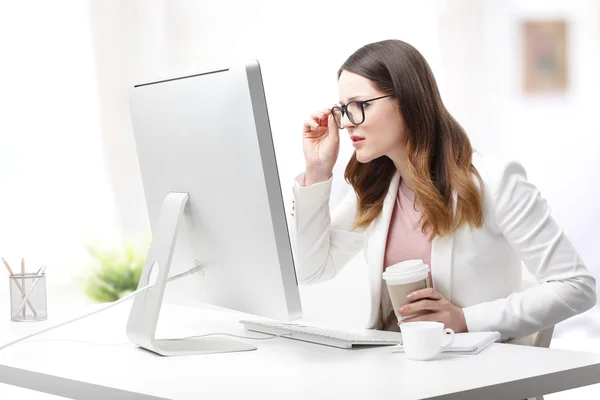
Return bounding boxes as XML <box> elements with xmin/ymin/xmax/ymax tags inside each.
<box><xmin>351</xmin><ymin>135</ymin><xmax>365</xmax><ymax>148</ymax></box>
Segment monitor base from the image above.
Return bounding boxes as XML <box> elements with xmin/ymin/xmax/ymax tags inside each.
<box><xmin>126</xmin><ymin>192</ymin><xmax>256</xmax><ymax>356</ymax></box>
<box><xmin>142</xmin><ymin>337</ymin><xmax>257</xmax><ymax>357</ymax></box>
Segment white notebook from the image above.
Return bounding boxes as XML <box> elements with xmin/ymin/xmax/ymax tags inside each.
<box><xmin>392</xmin><ymin>331</ymin><xmax>501</xmax><ymax>355</ymax></box>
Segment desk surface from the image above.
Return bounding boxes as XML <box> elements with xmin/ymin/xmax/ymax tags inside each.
<box><xmin>2</xmin><ymin>302</ymin><xmax>600</xmax><ymax>400</ymax></box>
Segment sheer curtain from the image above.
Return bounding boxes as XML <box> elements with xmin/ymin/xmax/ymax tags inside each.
<box><xmin>0</xmin><ymin>1</ymin><xmax>119</xmax><ymax>299</ymax></box>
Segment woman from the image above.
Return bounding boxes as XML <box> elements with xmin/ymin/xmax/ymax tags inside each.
<box><xmin>290</xmin><ymin>39</ymin><xmax>596</xmax><ymax>345</ymax></box>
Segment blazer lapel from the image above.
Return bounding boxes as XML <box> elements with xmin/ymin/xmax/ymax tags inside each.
<box><xmin>431</xmin><ymin>191</ymin><xmax>457</xmax><ymax>302</ymax></box>
<box><xmin>366</xmin><ymin>170</ymin><xmax>400</xmax><ymax>328</ymax></box>
<box><xmin>431</xmin><ymin>231</ymin><xmax>454</xmax><ymax>302</ymax></box>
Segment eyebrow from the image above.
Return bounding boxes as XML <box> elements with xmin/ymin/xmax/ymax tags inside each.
<box><xmin>338</xmin><ymin>95</ymin><xmax>365</xmax><ymax>105</ymax></box>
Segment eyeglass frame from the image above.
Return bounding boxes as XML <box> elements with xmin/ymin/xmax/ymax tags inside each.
<box><xmin>331</xmin><ymin>94</ymin><xmax>394</xmax><ymax>129</ymax></box>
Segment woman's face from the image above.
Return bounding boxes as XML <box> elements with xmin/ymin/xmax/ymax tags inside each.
<box><xmin>337</xmin><ymin>70</ymin><xmax>407</xmax><ymax>163</ymax></box>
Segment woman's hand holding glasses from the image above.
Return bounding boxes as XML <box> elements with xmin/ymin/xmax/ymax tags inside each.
<box><xmin>302</xmin><ymin>107</ymin><xmax>340</xmax><ymax>186</ymax></box>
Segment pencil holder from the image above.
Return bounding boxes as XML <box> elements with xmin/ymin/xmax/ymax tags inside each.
<box><xmin>9</xmin><ymin>272</ymin><xmax>47</xmax><ymax>322</ymax></box>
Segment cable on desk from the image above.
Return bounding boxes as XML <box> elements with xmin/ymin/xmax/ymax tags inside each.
<box><xmin>0</xmin><ymin>284</ymin><xmax>151</xmax><ymax>352</ymax></box>
<box><xmin>0</xmin><ymin>265</ymin><xmax>211</xmax><ymax>352</ymax></box>
<box><xmin>9</xmin><ymin>332</ymin><xmax>289</xmax><ymax>349</ymax></box>
<box><xmin>172</xmin><ymin>331</ymin><xmax>290</xmax><ymax>341</ymax></box>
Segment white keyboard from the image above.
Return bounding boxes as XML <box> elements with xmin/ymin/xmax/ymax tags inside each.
<box><xmin>239</xmin><ymin>320</ymin><xmax>402</xmax><ymax>349</ymax></box>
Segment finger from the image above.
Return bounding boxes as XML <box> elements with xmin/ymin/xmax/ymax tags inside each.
<box><xmin>327</xmin><ymin>113</ymin><xmax>339</xmax><ymax>141</ymax></box>
<box><xmin>317</xmin><ymin>110</ymin><xmax>332</xmax><ymax>127</ymax></box>
<box><xmin>303</xmin><ymin>119</ymin><xmax>320</xmax><ymax>133</ymax></box>
<box><xmin>406</xmin><ymin>287</ymin><xmax>442</xmax><ymax>302</ymax></box>
<box><xmin>398</xmin><ymin>299</ymin><xmax>440</xmax><ymax>315</ymax></box>
<box><xmin>310</xmin><ymin>110</ymin><xmax>328</xmax><ymax>125</ymax></box>
<box><xmin>399</xmin><ymin>312</ymin><xmax>441</xmax><ymax>324</ymax></box>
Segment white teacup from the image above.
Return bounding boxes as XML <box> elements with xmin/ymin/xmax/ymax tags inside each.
<box><xmin>399</xmin><ymin>321</ymin><xmax>455</xmax><ymax>361</ymax></box>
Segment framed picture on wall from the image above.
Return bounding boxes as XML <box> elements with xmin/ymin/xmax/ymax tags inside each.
<box><xmin>522</xmin><ymin>19</ymin><xmax>569</xmax><ymax>93</ymax></box>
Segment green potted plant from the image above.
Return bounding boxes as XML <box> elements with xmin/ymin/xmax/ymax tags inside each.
<box><xmin>82</xmin><ymin>238</ymin><xmax>150</xmax><ymax>303</ymax></box>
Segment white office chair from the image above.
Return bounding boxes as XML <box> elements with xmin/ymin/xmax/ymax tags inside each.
<box><xmin>533</xmin><ymin>325</ymin><xmax>555</xmax><ymax>348</ymax></box>
<box><xmin>518</xmin><ymin>325</ymin><xmax>555</xmax><ymax>400</ymax></box>
<box><xmin>525</xmin><ymin>326</ymin><xmax>555</xmax><ymax>400</ymax></box>
<box><xmin>521</xmin><ymin>280</ymin><xmax>555</xmax><ymax>400</ymax></box>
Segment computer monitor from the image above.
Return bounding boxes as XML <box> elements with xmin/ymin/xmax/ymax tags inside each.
<box><xmin>125</xmin><ymin>60</ymin><xmax>302</xmax><ymax>356</ymax></box>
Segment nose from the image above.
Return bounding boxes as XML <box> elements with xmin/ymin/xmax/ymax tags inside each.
<box><xmin>340</xmin><ymin>113</ymin><xmax>356</xmax><ymax>130</ymax></box>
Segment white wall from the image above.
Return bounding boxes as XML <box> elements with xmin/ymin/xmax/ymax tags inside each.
<box><xmin>481</xmin><ymin>0</ymin><xmax>600</xmax><ymax>281</ymax></box>
<box><xmin>437</xmin><ymin>0</ymin><xmax>600</xmax><ymax>337</ymax></box>
<box><xmin>0</xmin><ymin>1</ymin><xmax>120</xmax><ymax>293</ymax></box>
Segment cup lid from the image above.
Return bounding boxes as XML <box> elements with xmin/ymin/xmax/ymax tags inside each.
<box><xmin>382</xmin><ymin>259</ymin><xmax>430</xmax><ymax>283</ymax></box>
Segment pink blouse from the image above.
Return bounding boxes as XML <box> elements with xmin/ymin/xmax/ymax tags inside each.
<box><xmin>379</xmin><ymin>178</ymin><xmax>432</xmax><ymax>331</ymax></box>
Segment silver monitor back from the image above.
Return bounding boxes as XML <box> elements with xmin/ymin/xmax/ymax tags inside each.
<box><xmin>129</xmin><ymin>61</ymin><xmax>302</xmax><ymax>325</ymax></box>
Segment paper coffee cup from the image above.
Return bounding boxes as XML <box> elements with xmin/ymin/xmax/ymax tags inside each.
<box><xmin>382</xmin><ymin>259</ymin><xmax>430</xmax><ymax>321</ymax></box>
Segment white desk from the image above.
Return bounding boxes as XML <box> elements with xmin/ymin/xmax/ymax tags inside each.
<box><xmin>1</xmin><ymin>302</ymin><xmax>600</xmax><ymax>400</ymax></box>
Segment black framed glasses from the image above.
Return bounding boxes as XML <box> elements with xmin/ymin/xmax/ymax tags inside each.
<box><xmin>331</xmin><ymin>95</ymin><xmax>393</xmax><ymax>129</ymax></box>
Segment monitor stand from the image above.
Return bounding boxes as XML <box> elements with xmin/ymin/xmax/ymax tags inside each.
<box><xmin>125</xmin><ymin>192</ymin><xmax>257</xmax><ymax>356</ymax></box>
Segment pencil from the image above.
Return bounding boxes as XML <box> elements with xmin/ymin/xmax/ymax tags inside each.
<box><xmin>2</xmin><ymin>257</ymin><xmax>37</xmax><ymax>316</ymax></box>
<box><xmin>2</xmin><ymin>257</ymin><xmax>14</xmax><ymax>276</ymax></box>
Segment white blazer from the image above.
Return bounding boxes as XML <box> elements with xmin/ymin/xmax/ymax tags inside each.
<box><xmin>289</xmin><ymin>153</ymin><xmax>597</xmax><ymax>342</ymax></box>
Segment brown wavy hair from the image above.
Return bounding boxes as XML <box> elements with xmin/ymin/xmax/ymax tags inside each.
<box><xmin>340</xmin><ymin>40</ymin><xmax>483</xmax><ymax>240</ymax></box>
